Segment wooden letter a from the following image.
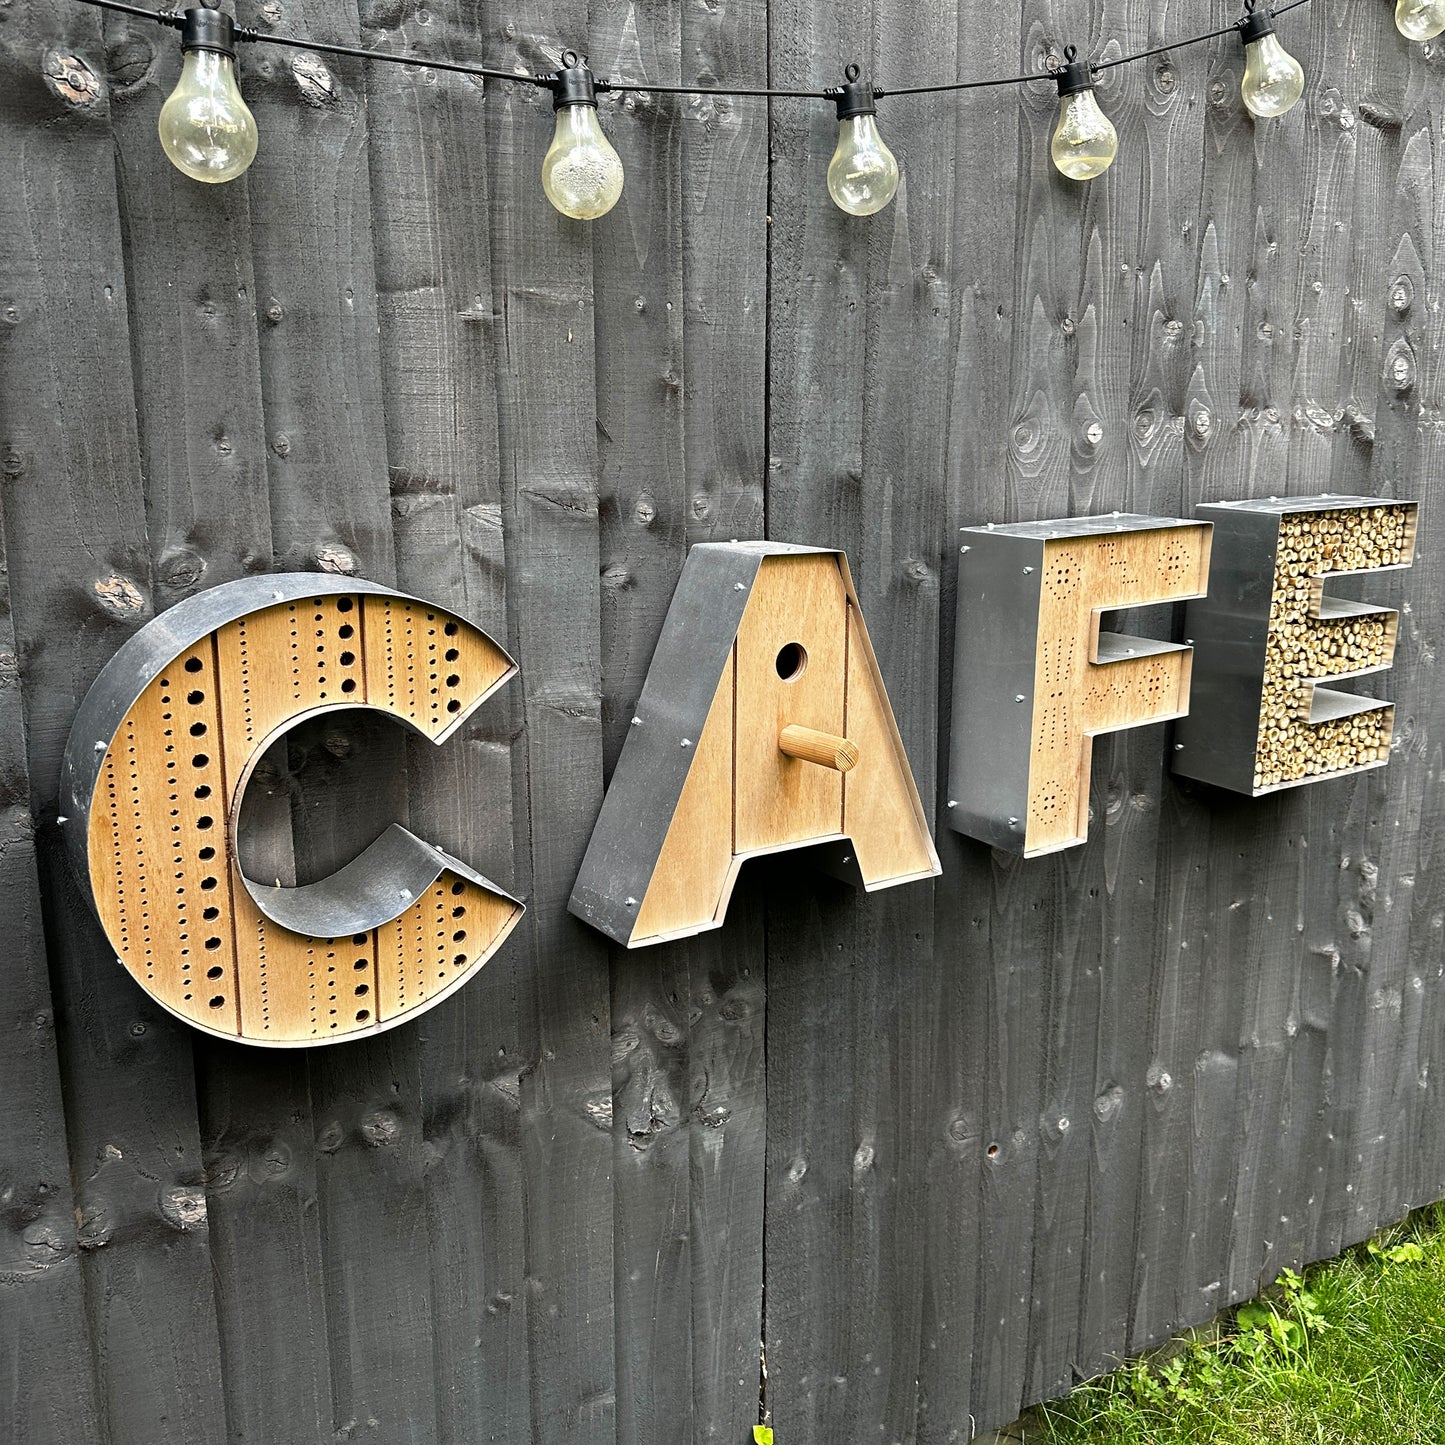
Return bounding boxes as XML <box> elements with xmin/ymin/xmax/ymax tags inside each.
<box><xmin>569</xmin><ymin>543</ymin><xmax>940</xmax><ymax>948</ymax></box>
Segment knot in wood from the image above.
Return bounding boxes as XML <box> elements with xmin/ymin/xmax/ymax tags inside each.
<box><xmin>1384</xmin><ymin>338</ymin><xmax>1416</xmax><ymax>395</ymax></box>
<box><xmin>292</xmin><ymin>53</ymin><xmax>337</xmax><ymax>106</ymax></box>
<box><xmin>159</xmin><ymin>1184</ymin><xmax>208</xmax><ymax>1231</ymax></box>
<box><xmin>314</xmin><ymin>544</ymin><xmax>357</xmax><ymax>575</ymax></box>
<box><xmin>92</xmin><ymin>574</ymin><xmax>146</xmax><ymax>618</ymax></box>
<box><xmin>42</xmin><ymin>50</ymin><xmax>104</xmax><ymax>108</ymax></box>
<box><xmin>360</xmin><ymin>1110</ymin><xmax>400</xmax><ymax>1146</ymax></box>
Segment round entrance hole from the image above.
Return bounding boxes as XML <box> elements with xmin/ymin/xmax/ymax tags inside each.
<box><xmin>775</xmin><ymin>642</ymin><xmax>808</xmax><ymax>681</ymax></box>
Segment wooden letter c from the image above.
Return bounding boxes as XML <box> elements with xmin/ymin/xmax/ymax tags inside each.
<box><xmin>61</xmin><ymin>576</ymin><xmax>523</xmax><ymax>1046</ymax></box>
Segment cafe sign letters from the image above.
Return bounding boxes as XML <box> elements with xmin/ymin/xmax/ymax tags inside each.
<box><xmin>62</xmin><ymin>496</ymin><xmax>1417</xmax><ymax>1044</ymax></box>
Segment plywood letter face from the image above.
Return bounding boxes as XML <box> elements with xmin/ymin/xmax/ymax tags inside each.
<box><xmin>1172</xmin><ymin>496</ymin><xmax>1418</xmax><ymax>795</ymax></box>
<box><xmin>948</xmin><ymin>514</ymin><xmax>1213</xmax><ymax>856</ymax></box>
<box><xmin>569</xmin><ymin>543</ymin><xmax>940</xmax><ymax>948</ymax></box>
<box><xmin>60</xmin><ymin>576</ymin><xmax>524</xmax><ymax>1046</ymax></box>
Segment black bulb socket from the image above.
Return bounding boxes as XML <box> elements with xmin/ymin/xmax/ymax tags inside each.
<box><xmin>179</xmin><ymin>6</ymin><xmax>238</xmax><ymax>58</ymax></box>
<box><xmin>1237</xmin><ymin>7</ymin><xmax>1278</xmax><ymax>44</ymax></box>
<box><xmin>834</xmin><ymin>77</ymin><xmax>877</xmax><ymax>120</ymax></box>
<box><xmin>1054</xmin><ymin>57</ymin><xmax>1095</xmax><ymax>98</ymax></box>
<box><xmin>551</xmin><ymin>55</ymin><xmax>600</xmax><ymax>111</ymax></box>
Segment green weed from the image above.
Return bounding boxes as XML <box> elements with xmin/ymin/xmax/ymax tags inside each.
<box><xmin>1033</xmin><ymin>1203</ymin><xmax>1445</xmax><ymax>1444</ymax></box>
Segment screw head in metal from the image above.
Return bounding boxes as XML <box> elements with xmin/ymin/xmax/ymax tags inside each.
<box><xmin>624</xmin><ymin>897</ymin><xmax>637</xmax><ymax>908</ymax></box>
<box><xmin>631</xmin><ymin>716</ymin><xmax>642</xmax><ymax>727</ymax></box>
<box><xmin>1015</xmin><ymin>694</ymin><xmax>1026</xmax><ymax>703</ymax></box>
<box><xmin>1175</xmin><ymin>743</ymin><xmax>1185</xmax><ymax>751</ymax></box>
<box><xmin>947</xmin><ymin>799</ymin><xmax>957</xmax><ymax>808</ymax></box>
<box><xmin>1023</xmin><ymin>566</ymin><xmax>1034</xmax><ymax>575</ymax></box>
<box><xmin>680</xmin><ymin>738</ymin><xmax>692</xmax><ymax>749</ymax></box>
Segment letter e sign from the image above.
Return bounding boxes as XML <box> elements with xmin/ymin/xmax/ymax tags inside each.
<box><xmin>60</xmin><ymin>576</ymin><xmax>524</xmax><ymax>1046</ymax></box>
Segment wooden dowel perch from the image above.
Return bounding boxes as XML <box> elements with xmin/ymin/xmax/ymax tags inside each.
<box><xmin>779</xmin><ymin>724</ymin><xmax>859</xmax><ymax>772</ymax></box>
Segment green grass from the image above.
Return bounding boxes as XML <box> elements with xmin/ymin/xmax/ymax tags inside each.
<box><xmin>1033</xmin><ymin>1204</ymin><xmax>1445</xmax><ymax>1445</ymax></box>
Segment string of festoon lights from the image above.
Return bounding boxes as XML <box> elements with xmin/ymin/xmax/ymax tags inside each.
<box><xmin>63</xmin><ymin>0</ymin><xmax>1445</xmax><ymax>217</ymax></box>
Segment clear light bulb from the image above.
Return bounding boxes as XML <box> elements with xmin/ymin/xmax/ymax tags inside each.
<box><xmin>1238</xmin><ymin>6</ymin><xmax>1306</xmax><ymax>117</ymax></box>
<box><xmin>541</xmin><ymin>56</ymin><xmax>623</xmax><ymax>221</ymax></box>
<box><xmin>1396</xmin><ymin>0</ymin><xmax>1445</xmax><ymax>41</ymax></box>
<box><xmin>157</xmin><ymin>8</ymin><xmax>258</xmax><ymax>184</ymax></box>
<box><xmin>1050</xmin><ymin>49</ymin><xmax>1118</xmax><ymax>181</ymax></box>
<box><xmin>826</xmin><ymin>67</ymin><xmax>899</xmax><ymax>216</ymax></box>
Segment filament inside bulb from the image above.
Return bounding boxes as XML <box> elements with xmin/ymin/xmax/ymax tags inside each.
<box><xmin>1050</xmin><ymin>89</ymin><xmax>1118</xmax><ymax>181</ymax></box>
<box><xmin>541</xmin><ymin>104</ymin><xmax>625</xmax><ymax>221</ymax></box>
<box><xmin>157</xmin><ymin>49</ymin><xmax>259</xmax><ymax>184</ymax></box>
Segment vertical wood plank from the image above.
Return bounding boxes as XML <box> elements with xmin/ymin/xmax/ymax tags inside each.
<box><xmin>360</xmin><ymin>1</ymin><xmax>529</xmax><ymax>1438</ymax></box>
<box><xmin>100</xmin><ymin>14</ymin><xmax>336</xmax><ymax>1441</ymax></box>
<box><xmin>586</xmin><ymin>15</ymin><xmax>693</xmax><ymax>1439</ymax></box>
<box><xmin>484</xmin><ymin>10</ymin><xmax>617</xmax><ymax>1440</ymax></box>
<box><xmin>580</xmin><ymin>10</ymin><xmax>777</xmax><ymax>1436</ymax></box>
<box><xmin>0</xmin><ymin>501</ymin><xmax>101</xmax><ymax>1445</ymax></box>
<box><xmin>0</xmin><ymin>7</ymin><xmax>228</xmax><ymax>1444</ymax></box>
<box><xmin>763</xmin><ymin>0</ymin><xmax>953</xmax><ymax>1439</ymax></box>
<box><xmin>675</xmin><ymin>4</ymin><xmax>771</xmax><ymax>1440</ymax></box>
<box><xmin>241</xmin><ymin>3</ymin><xmax>436</xmax><ymax>1439</ymax></box>
<box><xmin>916</xmin><ymin>3</ymin><xmax>1023</xmax><ymax>1435</ymax></box>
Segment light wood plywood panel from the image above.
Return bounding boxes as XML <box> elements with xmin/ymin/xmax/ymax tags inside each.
<box><xmin>83</xmin><ymin>590</ymin><xmax>519</xmax><ymax>1045</ymax></box>
<box><xmin>734</xmin><ymin>554</ymin><xmax>847</xmax><ymax>853</ymax></box>
<box><xmin>634</xmin><ymin>658</ymin><xmax>736</xmax><ymax>944</ymax></box>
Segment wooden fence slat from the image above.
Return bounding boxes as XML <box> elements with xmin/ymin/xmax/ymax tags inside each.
<box><xmin>585</xmin><ymin>5</ymin><xmax>695</xmax><ymax>1441</ymax></box>
<box><xmin>916</xmin><ymin>4</ymin><xmax>1023</xmax><ymax>1433</ymax></box>
<box><xmin>762</xmin><ymin>0</ymin><xmax>954</xmax><ymax>1437</ymax></box>
<box><xmin>240</xmin><ymin>4</ymin><xmax>439</xmax><ymax>1438</ymax></box>
<box><xmin>676</xmin><ymin>6</ymin><xmax>771</xmax><ymax>1441</ymax></box>
<box><xmin>1387</xmin><ymin>18</ymin><xmax>1445</xmax><ymax>1224</ymax></box>
<box><xmin>1072</xmin><ymin>0</ymin><xmax>1207</xmax><ymax>1381</ymax></box>
<box><xmin>0</xmin><ymin>498</ymin><xmax>100</xmax><ymax>1445</ymax></box>
<box><xmin>484</xmin><ymin>13</ymin><xmax>617</xmax><ymax>1438</ymax></box>
<box><xmin>589</xmin><ymin>0</ymin><xmax>772</xmax><ymax>1438</ymax></box>
<box><xmin>98</xmin><ymin>17</ymin><xmax>337</xmax><ymax>1442</ymax></box>
<box><xmin>0</xmin><ymin>8</ymin><xmax>228</xmax><ymax>1444</ymax></box>
<box><xmin>360</xmin><ymin>4</ymin><xmax>529</xmax><ymax>1438</ymax></box>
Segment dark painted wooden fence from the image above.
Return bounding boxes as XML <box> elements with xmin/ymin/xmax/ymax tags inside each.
<box><xmin>3</xmin><ymin>0</ymin><xmax>1442</xmax><ymax>1441</ymax></box>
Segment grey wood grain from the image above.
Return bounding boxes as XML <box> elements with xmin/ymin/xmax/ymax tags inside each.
<box><xmin>240</xmin><ymin>3</ymin><xmax>438</xmax><ymax>1438</ymax></box>
<box><xmin>361</xmin><ymin>2</ymin><xmax>529</xmax><ymax>1437</ymax></box>
<box><xmin>589</xmin><ymin>0</ymin><xmax>772</xmax><ymax>1437</ymax></box>
<box><xmin>100</xmin><ymin>15</ymin><xmax>337</xmax><ymax>1442</ymax></box>
<box><xmin>483</xmin><ymin>7</ymin><xmax>617</xmax><ymax>1438</ymax></box>
<box><xmin>762</xmin><ymin>0</ymin><xmax>953</xmax><ymax>1439</ymax></box>
<box><xmin>0</xmin><ymin>7</ymin><xmax>228</xmax><ymax>1443</ymax></box>
<box><xmin>587</xmin><ymin>5</ymin><xmax>696</xmax><ymax>1438</ymax></box>
<box><xmin>0</xmin><ymin>506</ymin><xmax>100</xmax><ymax>1445</ymax></box>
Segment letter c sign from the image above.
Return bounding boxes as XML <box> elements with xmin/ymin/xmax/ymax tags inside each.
<box><xmin>61</xmin><ymin>576</ymin><xmax>524</xmax><ymax>1047</ymax></box>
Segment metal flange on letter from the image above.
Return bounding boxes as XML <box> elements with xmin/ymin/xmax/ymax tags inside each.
<box><xmin>1170</xmin><ymin>495</ymin><xmax>1418</xmax><ymax>795</ymax></box>
<box><xmin>947</xmin><ymin>513</ymin><xmax>1213</xmax><ymax>856</ymax></box>
<box><xmin>61</xmin><ymin>575</ymin><xmax>524</xmax><ymax>1047</ymax></box>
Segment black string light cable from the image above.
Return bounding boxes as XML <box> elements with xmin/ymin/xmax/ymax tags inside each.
<box><xmin>61</xmin><ymin>0</ymin><xmax>1384</xmax><ymax>217</ymax></box>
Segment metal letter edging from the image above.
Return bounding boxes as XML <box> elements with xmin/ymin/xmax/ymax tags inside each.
<box><xmin>60</xmin><ymin>575</ymin><xmax>524</xmax><ymax>1046</ymax></box>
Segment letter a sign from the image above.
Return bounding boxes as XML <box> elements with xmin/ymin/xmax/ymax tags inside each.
<box><xmin>569</xmin><ymin>543</ymin><xmax>940</xmax><ymax>948</ymax></box>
